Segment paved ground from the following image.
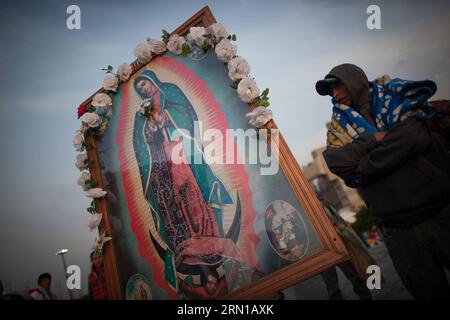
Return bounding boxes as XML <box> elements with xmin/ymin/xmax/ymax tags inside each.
<box><xmin>282</xmin><ymin>242</ymin><xmax>414</xmax><ymax>300</ymax></box>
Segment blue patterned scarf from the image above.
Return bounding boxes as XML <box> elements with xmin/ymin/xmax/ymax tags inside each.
<box><xmin>332</xmin><ymin>78</ymin><xmax>437</xmax><ymax>140</ymax></box>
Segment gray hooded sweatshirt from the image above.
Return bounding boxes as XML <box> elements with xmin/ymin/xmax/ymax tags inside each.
<box><xmin>322</xmin><ymin>64</ymin><xmax>450</xmax><ymax>227</ymax></box>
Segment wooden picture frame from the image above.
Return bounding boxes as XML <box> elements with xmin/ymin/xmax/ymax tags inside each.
<box><xmin>80</xmin><ymin>6</ymin><xmax>348</xmax><ymax>300</ymax></box>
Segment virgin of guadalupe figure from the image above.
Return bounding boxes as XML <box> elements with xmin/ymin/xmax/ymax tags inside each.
<box><xmin>132</xmin><ymin>70</ymin><xmax>243</xmax><ymax>295</ymax></box>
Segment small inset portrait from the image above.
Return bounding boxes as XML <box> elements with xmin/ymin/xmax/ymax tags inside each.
<box><xmin>265</xmin><ymin>200</ymin><xmax>309</xmax><ymax>261</ymax></box>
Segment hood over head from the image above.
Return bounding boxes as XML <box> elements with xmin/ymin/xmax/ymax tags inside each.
<box><xmin>316</xmin><ymin>63</ymin><xmax>374</xmax><ymax>123</ymax></box>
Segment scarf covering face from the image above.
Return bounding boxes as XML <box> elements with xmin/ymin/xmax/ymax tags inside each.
<box><xmin>332</xmin><ymin>78</ymin><xmax>437</xmax><ymax>140</ymax></box>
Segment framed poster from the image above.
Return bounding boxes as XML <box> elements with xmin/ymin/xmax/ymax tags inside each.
<box><xmin>81</xmin><ymin>6</ymin><xmax>348</xmax><ymax>300</ymax></box>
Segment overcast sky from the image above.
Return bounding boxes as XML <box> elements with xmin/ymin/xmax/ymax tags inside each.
<box><xmin>0</xmin><ymin>0</ymin><xmax>449</xmax><ymax>298</ymax></box>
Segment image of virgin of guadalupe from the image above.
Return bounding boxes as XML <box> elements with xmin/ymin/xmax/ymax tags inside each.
<box><xmin>132</xmin><ymin>70</ymin><xmax>246</xmax><ymax>297</ymax></box>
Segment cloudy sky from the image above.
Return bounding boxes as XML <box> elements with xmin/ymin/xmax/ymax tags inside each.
<box><xmin>0</xmin><ymin>0</ymin><xmax>449</xmax><ymax>298</ymax></box>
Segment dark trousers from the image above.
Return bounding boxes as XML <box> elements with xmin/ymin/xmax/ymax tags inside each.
<box><xmin>321</xmin><ymin>261</ymin><xmax>372</xmax><ymax>300</ymax></box>
<box><xmin>381</xmin><ymin>204</ymin><xmax>450</xmax><ymax>299</ymax></box>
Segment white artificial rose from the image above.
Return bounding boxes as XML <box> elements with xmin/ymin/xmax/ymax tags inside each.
<box><xmin>75</xmin><ymin>153</ymin><xmax>88</xmax><ymax>170</ymax></box>
<box><xmin>92</xmin><ymin>231</ymin><xmax>112</xmax><ymax>253</ymax></box>
<box><xmin>147</xmin><ymin>38</ymin><xmax>167</xmax><ymax>55</ymax></box>
<box><xmin>210</xmin><ymin>23</ymin><xmax>229</xmax><ymax>41</ymax></box>
<box><xmin>187</xmin><ymin>26</ymin><xmax>207</xmax><ymax>47</ymax></box>
<box><xmin>237</xmin><ymin>77</ymin><xmax>260</xmax><ymax>103</ymax></box>
<box><xmin>85</xmin><ymin>188</ymin><xmax>107</xmax><ymax>199</ymax></box>
<box><xmin>91</xmin><ymin>93</ymin><xmax>112</xmax><ymax>108</ymax></box>
<box><xmin>73</xmin><ymin>130</ymin><xmax>84</xmax><ymax>151</ymax></box>
<box><xmin>246</xmin><ymin>106</ymin><xmax>273</xmax><ymax>128</ymax></box>
<box><xmin>215</xmin><ymin>39</ymin><xmax>237</xmax><ymax>62</ymax></box>
<box><xmin>133</xmin><ymin>43</ymin><xmax>153</xmax><ymax>64</ymax></box>
<box><xmin>87</xmin><ymin>213</ymin><xmax>103</xmax><ymax>232</ymax></box>
<box><xmin>167</xmin><ymin>34</ymin><xmax>186</xmax><ymax>55</ymax></box>
<box><xmin>77</xmin><ymin>171</ymin><xmax>91</xmax><ymax>186</ymax></box>
<box><xmin>80</xmin><ymin>112</ymin><xmax>101</xmax><ymax>128</ymax></box>
<box><xmin>102</xmin><ymin>74</ymin><xmax>119</xmax><ymax>92</ymax></box>
<box><xmin>228</xmin><ymin>57</ymin><xmax>251</xmax><ymax>82</ymax></box>
<box><xmin>117</xmin><ymin>63</ymin><xmax>132</xmax><ymax>82</ymax></box>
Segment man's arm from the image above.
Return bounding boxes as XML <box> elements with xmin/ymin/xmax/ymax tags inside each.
<box><xmin>323</xmin><ymin>118</ymin><xmax>430</xmax><ymax>180</ymax></box>
<box><xmin>357</xmin><ymin>118</ymin><xmax>430</xmax><ymax>176</ymax></box>
<box><xmin>323</xmin><ymin>133</ymin><xmax>379</xmax><ymax>179</ymax></box>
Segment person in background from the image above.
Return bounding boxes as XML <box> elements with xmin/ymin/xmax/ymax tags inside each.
<box><xmin>28</xmin><ymin>273</ymin><xmax>58</xmax><ymax>300</ymax></box>
<box><xmin>88</xmin><ymin>251</ymin><xmax>109</xmax><ymax>300</ymax></box>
